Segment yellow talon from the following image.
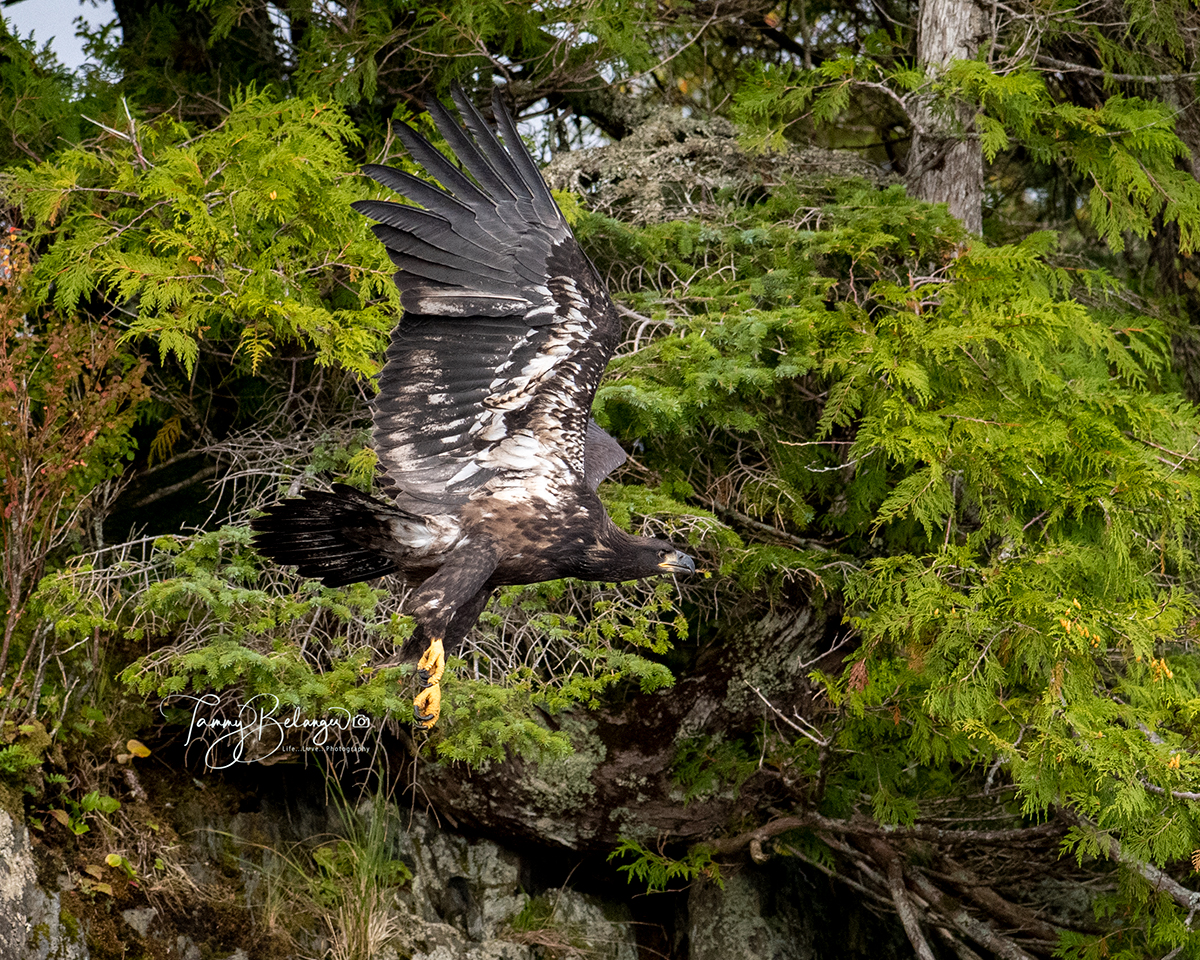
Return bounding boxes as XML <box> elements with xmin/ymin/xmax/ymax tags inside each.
<box><xmin>413</xmin><ymin>637</ymin><xmax>445</xmax><ymax>729</ymax></box>
<box><xmin>413</xmin><ymin>682</ymin><xmax>442</xmax><ymax>729</ymax></box>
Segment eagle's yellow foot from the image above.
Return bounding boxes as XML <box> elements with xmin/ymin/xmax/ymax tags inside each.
<box><xmin>413</xmin><ymin>682</ymin><xmax>442</xmax><ymax>729</ymax></box>
<box><xmin>413</xmin><ymin>637</ymin><xmax>445</xmax><ymax>729</ymax></box>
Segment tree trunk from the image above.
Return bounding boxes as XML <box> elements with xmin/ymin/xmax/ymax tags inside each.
<box><xmin>907</xmin><ymin>0</ymin><xmax>984</xmax><ymax>234</ymax></box>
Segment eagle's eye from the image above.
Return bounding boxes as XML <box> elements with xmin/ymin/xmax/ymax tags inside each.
<box><xmin>656</xmin><ymin>549</ymin><xmax>666</xmax><ymax>560</ymax></box>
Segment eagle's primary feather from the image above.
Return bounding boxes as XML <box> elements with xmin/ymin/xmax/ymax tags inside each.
<box><xmin>251</xmin><ymin>86</ymin><xmax>695</xmax><ymax>728</ymax></box>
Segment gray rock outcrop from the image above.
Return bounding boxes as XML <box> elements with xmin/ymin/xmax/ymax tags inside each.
<box><xmin>0</xmin><ymin>808</ymin><xmax>88</xmax><ymax>960</ymax></box>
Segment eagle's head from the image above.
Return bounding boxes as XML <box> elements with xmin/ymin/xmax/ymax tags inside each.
<box><xmin>578</xmin><ymin>526</ymin><xmax>696</xmax><ymax>582</ymax></box>
<box><xmin>638</xmin><ymin>539</ymin><xmax>697</xmax><ymax>579</ymax></box>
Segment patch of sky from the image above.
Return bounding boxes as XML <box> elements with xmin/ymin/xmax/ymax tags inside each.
<box><xmin>3</xmin><ymin>0</ymin><xmax>117</xmax><ymax>72</ymax></box>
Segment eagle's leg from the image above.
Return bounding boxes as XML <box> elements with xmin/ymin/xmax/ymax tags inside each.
<box><xmin>415</xmin><ymin>637</ymin><xmax>446</xmax><ymax>687</ymax></box>
<box><xmin>407</xmin><ymin>568</ymin><xmax>496</xmax><ymax>730</ymax></box>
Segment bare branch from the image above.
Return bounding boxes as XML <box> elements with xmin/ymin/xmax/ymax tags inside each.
<box><xmin>937</xmin><ymin>856</ymin><xmax>1062</xmax><ymax>941</ymax></box>
<box><xmin>863</xmin><ymin>838</ymin><xmax>938</xmax><ymax>960</ymax></box>
<box><xmin>1036</xmin><ymin>55</ymin><xmax>1200</xmax><ymax>84</ymax></box>
<box><xmin>701</xmin><ymin>810</ymin><xmax>1063</xmax><ymax>857</ymax></box>
<box><xmin>706</xmin><ymin>499</ymin><xmax>830</xmax><ymax>552</ymax></box>
<box><xmin>131</xmin><ymin>466</ymin><xmax>219</xmax><ymax>508</ymax></box>
<box><xmin>1076</xmin><ymin>819</ymin><xmax>1200</xmax><ymax>913</ymax></box>
<box><xmin>1142</xmin><ymin>782</ymin><xmax>1200</xmax><ymax>802</ymax></box>
<box><xmin>747</xmin><ymin>683</ymin><xmax>831</xmax><ymax>745</ymax></box>
<box><xmin>934</xmin><ymin>926</ymin><xmax>986</xmax><ymax>960</ymax></box>
<box><xmin>907</xmin><ymin>870</ymin><xmax>1040</xmax><ymax>960</ymax></box>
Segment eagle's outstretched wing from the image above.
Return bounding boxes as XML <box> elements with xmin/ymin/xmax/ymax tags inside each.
<box><xmin>353</xmin><ymin>88</ymin><xmax>622</xmax><ymax>510</ymax></box>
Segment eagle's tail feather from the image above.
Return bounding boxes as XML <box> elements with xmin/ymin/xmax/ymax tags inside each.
<box><xmin>250</xmin><ymin>484</ymin><xmax>413</xmax><ymax>588</ymax></box>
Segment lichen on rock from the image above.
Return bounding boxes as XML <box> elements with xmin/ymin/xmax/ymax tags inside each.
<box><xmin>544</xmin><ymin>109</ymin><xmax>891</xmax><ymax>224</ymax></box>
<box><xmin>0</xmin><ymin>809</ymin><xmax>88</xmax><ymax>960</ymax></box>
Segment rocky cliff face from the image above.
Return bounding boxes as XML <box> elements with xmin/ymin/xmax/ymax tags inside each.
<box><xmin>0</xmin><ymin>808</ymin><xmax>89</xmax><ymax>960</ymax></box>
<box><xmin>0</xmin><ymin>759</ymin><xmax>912</xmax><ymax>960</ymax></box>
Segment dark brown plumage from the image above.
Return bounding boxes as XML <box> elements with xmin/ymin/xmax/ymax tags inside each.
<box><xmin>251</xmin><ymin>86</ymin><xmax>695</xmax><ymax>728</ymax></box>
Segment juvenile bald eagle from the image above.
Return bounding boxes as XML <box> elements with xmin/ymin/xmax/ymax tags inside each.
<box><xmin>251</xmin><ymin>87</ymin><xmax>695</xmax><ymax>729</ymax></box>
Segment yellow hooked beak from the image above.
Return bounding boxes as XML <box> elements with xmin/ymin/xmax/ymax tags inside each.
<box><xmin>658</xmin><ymin>550</ymin><xmax>697</xmax><ymax>575</ymax></box>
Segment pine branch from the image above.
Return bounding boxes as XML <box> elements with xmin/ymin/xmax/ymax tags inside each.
<box><xmin>1142</xmin><ymin>782</ymin><xmax>1200</xmax><ymax>802</ymax></box>
<box><xmin>1076</xmin><ymin>818</ymin><xmax>1200</xmax><ymax>913</ymax></box>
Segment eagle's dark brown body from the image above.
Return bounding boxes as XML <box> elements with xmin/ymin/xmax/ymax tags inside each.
<box><xmin>251</xmin><ymin>87</ymin><xmax>694</xmax><ymax>727</ymax></box>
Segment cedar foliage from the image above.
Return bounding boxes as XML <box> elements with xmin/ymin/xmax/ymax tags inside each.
<box><xmin>1</xmin><ymin>1</ymin><xmax>1199</xmax><ymax>956</ymax></box>
<box><xmin>8</xmin><ymin>89</ymin><xmax>399</xmax><ymax>378</ymax></box>
<box><xmin>583</xmin><ymin>184</ymin><xmax>1200</xmax><ymax>847</ymax></box>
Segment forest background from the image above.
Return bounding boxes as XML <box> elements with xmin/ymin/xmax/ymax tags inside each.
<box><xmin>1</xmin><ymin>0</ymin><xmax>1200</xmax><ymax>957</ymax></box>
